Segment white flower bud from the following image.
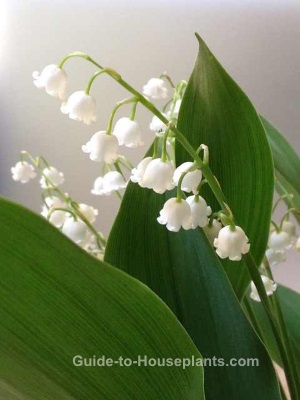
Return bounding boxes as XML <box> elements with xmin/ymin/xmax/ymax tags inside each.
<box><xmin>113</xmin><ymin>117</ymin><xmax>143</xmax><ymax>148</ymax></box>
<box><xmin>82</xmin><ymin>131</ymin><xmax>119</xmax><ymax>164</ymax></box>
<box><xmin>130</xmin><ymin>157</ymin><xmax>152</xmax><ymax>183</ymax></box>
<box><xmin>149</xmin><ymin>114</ymin><xmax>167</xmax><ymax>134</ymax></box>
<box><xmin>265</xmin><ymin>248</ymin><xmax>286</xmax><ymax>267</ymax></box>
<box><xmin>203</xmin><ymin>219</ymin><xmax>222</xmax><ymax>245</ymax></box>
<box><xmin>140</xmin><ymin>158</ymin><xmax>175</xmax><ymax>194</ymax></box>
<box><xmin>62</xmin><ymin>217</ymin><xmax>91</xmax><ymax>246</ymax></box>
<box><xmin>157</xmin><ymin>198</ymin><xmax>192</xmax><ymax>232</ymax></box>
<box><xmin>281</xmin><ymin>220</ymin><xmax>297</xmax><ymax>237</ymax></box>
<box><xmin>11</xmin><ymin>161</ymin><xmax>36</xmax><ymax>183</ymax></box>
<box><xmin>250</xmin><ymin>276</ymin><xmax>277</xmax><ymax>302</ymax></box>
<box><xmin>40</xmin><ymin>167</ymin><xmax>64</xmax><ymax>188</ymax></box>
<box><xmin>33</xmin><ymin>64</ymin><xmax>67</xmax><ymax>100</ymax></box>
<box><xmin>268</xmin><ymin>231</ymin><xmax>292</xmax><ymax>251</ymax></box>
<box><xmin>41</xmin><ymin>196</ymin><xmax>68</xmax><ymax>228</ymax></box>
<box><xmin>61</xmin><ymin>91</ymin><xmax>96</xmax><ymax>125</ymax></box>
<box><xmin>78</xmin><ymin>203</ymin><xmax>98</xmax><ymax>224</ymax></box>
<box><xmin>173</xmin><ymin>162</ymin><xmax>202</xmax><ymax>194</ymax></box>
<box><xmin>91</xmin><ymin>172</ymin><xmax>127</xmax><ymax>196</ymax></box>
<box><xmin>214</xmin><ymin>225</ymin><xmax>250</xmax><ymax>261</ymax></box>
<box><xmin>143</xmin><ymin>78</ymin><xmax>169</xmax><ymax>99</ymax></box>
<box><xmin>186</xmin><ymin>195</ymin><xmax>212</xmax><ymax>228</ymax></box>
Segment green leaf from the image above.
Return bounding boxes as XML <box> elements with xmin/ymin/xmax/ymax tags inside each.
<box><xmin>105</xmin><ymin>182</ymin><xmax>281</xmax><ymax>400</ymax></box>
<box><xmin>244</xmin><ymin>285</ymin><xmax>300</xmax><ymax>375</ymax></box>
<box><xmin>176</xmin><ymin>34</ymin><xmax>274</xmax><ymax>299</ymax></box>
<box><xmin>0</xmin><ymin>197</ymin><xmax>205</xmax><ymax>400</ymax></box>
<box><xmin>261</xmin><ymin>116</ymin><xmax>300</xmax><ymax>221</ymax></box>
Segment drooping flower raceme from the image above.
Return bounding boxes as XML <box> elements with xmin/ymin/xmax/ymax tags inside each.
<box><xmin>11</xmin><ymin>161</ymin><xmax>36</xmax><ymax>183</ymax></box>
<box><xmin>82</xmin><ymin>131</ymin><xmax>119</xmax><ymax>163</ymax></box>
<box><xmin>157</xmin><ymin>198</ymin><xmax>192</xmax><ymax>232</ymax></box>
<box><xmin>250</xmin><ymin>276</ymin><xmax>277</xmax><ymax>302</ymax></box>
<box><xmin>33</xmin><ymin>64</ymin><xmax>67</xmax><ymax>100</ymax></box>
<box><xmin>61</xmin><ymin>91</ymin><xmax>97</xmax><ymax>125</ymax></box>
<box><xmin>203</xmin><ymin>219</ymin><xmax>222</xmax><ymax>245</ymax></box>
<box><xmin>130</xmin><ymin>157</ymin><xmax>152</xmax><ymax>183</ymax></box>
<box><xmin>143</xmin><ymin>78</ymin><xmax>169</xmax><ymax>99</ymax></box>
<box><xmin>40</xmin><ymin>167</ymin><xmax>64</xmax><ymax>188</ymax></box>
<box><xmin>186</xmin><ymin>195</ymin><xmax>212</xmax><ymax>228</ymax></box>
<box><xmin>91</xmin><ymin>172</ymin><xmax>127</xmax><ymax>196</ymax></box>
<box><xmin>268</xmin><ymin>231</ymin><xmax>292</xmax><ymax>251</ymax></box>
<box><xmin>140</xmin><ymin>158</ymin><xmax>175</xmax><ymax>194</ymax></box>
<box><xmin>41</xmin><ymin>196</ymin><xmax>68</xmax><ymax>228</ymax></box>
<box><xmin>214</xmin><ymin>225</ymin><xmax>250</xmax><ymax>261</ymax></box>
<box><xmin>173</xmin><ymin>162</ymin><xmax>202</xmax><ymax>194</ymax></box>
<box><xmin>113</xmin><ymin>117</ymin><xmax>143</xmax><ymax>148</ymax></box>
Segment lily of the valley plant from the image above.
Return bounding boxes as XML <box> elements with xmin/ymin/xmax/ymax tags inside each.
<box><xmin>1</xmin><ymin>34</ymin><xmax>300</xmax><ymax>400</ymax></box>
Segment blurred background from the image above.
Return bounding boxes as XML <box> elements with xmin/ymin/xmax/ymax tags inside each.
<box><xmin>0</xmin><ymin>0</ymin><xmax>299</xmax><ymax>290</ymax></box>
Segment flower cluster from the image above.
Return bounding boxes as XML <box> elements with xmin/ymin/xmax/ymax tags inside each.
<box><xmin>13</xmin><ymin>57</ymin><xmax>252</xmax><ymax>263</ymax></box>
<box><xmin>11</xmin><ymin>154</ymin><xmax>105</xmax><ymax>257</ymax></box>
<box><xmin>249</xmin><ymin>197</ymin><xmax>300</xmax><ymax>302</ymax></box>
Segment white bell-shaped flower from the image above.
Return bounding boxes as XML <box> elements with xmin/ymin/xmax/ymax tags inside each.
<box><xmin>113</xmin><ymin>117</ymin><xmax>143</xmax><ymax>148</ymax></box>
<box><xmin>130</xmin><ymin>157</ymin><xmax>152</xmax><ymax>183</ymax></box>
<box><xmin>91</xmin><ymin>172</ymin><xmax>127</xmax><ymax>196</ymax></box>
<box><xmin>41</xmin><ymin>196</ymin><xmax>68</xmax><ymax>228</ymax></box>
<box><xmin>173</xmin><ymin>162</ymin><xmax>202</xmax><ymax>194</ymax></box>
<box><xmin>140</xmin><ymin>158</ymin><xmax>175</xmax><ymax>194</ymax></box>
<box><xmin>102</xmin><ymin>171</ymin><xmax>127</xmax><ymax>194</ymax></box>
<box><xmin>82</xmin><ymin>131</ymin><xmax>119</xmax><ymax>164</ymax></box>
<box><xmin>91</xmin><ymin>177</ymin><xmax>105</xmax><ymax>196</ymax></box>
<box><xmin>78</xmin><ymin>203</ymin><xmax>98</xmax><ymax>224</ymax></box>
<box><xmin>157</xmin><ymin>198</ymin><xmax>192</xmax><ymax>232</ymax></box>
<box><xmin>250</xmin><ymin>276</ymin><xmax>277</xmax><ymax>302</ymax></box>
<box><xmin>281</xmin><ymin>220</ymin><xmax>297</xmax><ymax>237</ymax></box>
<box><xmin>268</xmin><ymin>231</ymin><xmax>292</xmax><ymax>251</ymax></box>
<box><xmin>62</xmin><ymin>217</ymin><xmax>91</xmax><ymax>246</ymax></box>
<box><xmin>149</xmin><ymin>114</ymin><xmax>167</xmax><ymax>134</ymax></box>
<box><xmin>61</xmin><ymin>91</ymin><xmax>97</xmax><ymax>125</ymax></box>
<box><xmin>186</xmin><ymin>195</ymin><xmax>212</xmax><ymax>228</ymax></box>
<box><xmin>214</xmin><ymin>225</ymin><xmax>250</xmax><ymax>261</ymax></box>
<box><xmin>11</xmin><ymin>161</ymin><xmax>36</xmax><ymax>183</ymax></box>
<box><xmin>143</xmin><ymin>78</ymin><xmax>169</xmax><ymax>99</ymax></box>
<box><xmin>33</xmin><ymin>64</ymin><xmax>67</xmax><ymax>100</ymax></box>
<box><xmin>40</xmin><ymin>167</ymin><xmax>64</xmax><ymax>188</ymax></box>
<box><xmin>265</xmin><ymin>248</ymin><xmax>286</xmax><ymax>267</ymax></box>
<box><xmin>203</xmin><ymin>219</ymin><xmax>222</xmax><ymax>245</ymax></box>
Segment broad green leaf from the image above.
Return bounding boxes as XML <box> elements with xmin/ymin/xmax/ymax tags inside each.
<box><xmin>261</xmin><ymin>116</ymin><xmax>300</xmax><ymax>221</ymax></box>
<box><xmin>244</xmin><ymin>285</ymin><xmax>300</xmax><ymax>375</ymax></box>
<box><xmin>0</xmin><ymin>197</ymin><xmax>205</xmax><ymax>400</ymax></box>
<box><xmin>105</xmin><ymin>183</ymin><xmax>281</xmax><ymax>400</ymax></box>
<box><xmin>176</xmin><ymin>34</ymin><xmax>274</xmax><ymax>299</ymax></box>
